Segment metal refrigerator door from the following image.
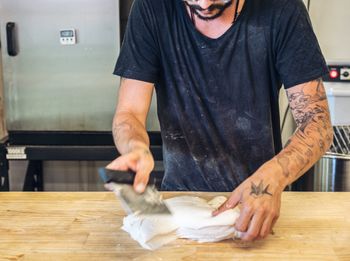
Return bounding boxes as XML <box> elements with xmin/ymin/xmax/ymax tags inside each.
<box><xmin>0</xmin><ymin>0</ymin><xmax>120</xmax><ymax>131</ymax></box>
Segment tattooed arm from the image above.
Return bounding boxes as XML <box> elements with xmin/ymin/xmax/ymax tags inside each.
<box><xmin>275</xmin><ymin>78</ymin><xmax>333</xmax><ymax>184</ymax></box>
<box><xmin>106</xmin><ymin>78</ymin><xmax>155</xmax><ymax>193</ymax></box>
<box><xmin>214</xmin><ymin>78</ymin><xmax>333</xmax><ymax>241</ymax></box>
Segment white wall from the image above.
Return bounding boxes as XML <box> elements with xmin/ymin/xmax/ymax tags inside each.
<box><xmin>309</xmin><ymin>0</ymin><xmax>350</xmax><ymax>61</ymax></box>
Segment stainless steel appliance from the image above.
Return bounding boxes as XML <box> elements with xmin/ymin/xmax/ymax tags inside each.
<box><xmin>0</xmin><ymin>0</ymin><xmax>161</xmax><ymax>192</ymax></box>
<box><xmin>0</xmin><ymin>0</ymin><xmax>159</xmax><ymax>132</ymax></box>
<box><xmin>0</xmin><ymin>0</ymin><xmax>121</xmax><ymax>131</ymax></box>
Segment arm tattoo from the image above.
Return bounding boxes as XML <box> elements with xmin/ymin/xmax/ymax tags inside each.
<box><xmin>288</xmin><ymin>79</ymin><xmax>329</xmax><ymax>131</ymax></box>
<box><xmin>276</xmin><ymin>78</ymin><xmax>332</xmax><ymax>180</ymax></box>
<box><xmin>277</xmin><ymin>155</ymin><xmax>290</xmax><ymax>178</ymax></box>
<box><xmin>288</xmin><ymin>79</ymin><xmax>331</xmax><ymax>153</ymax></box>
<box><xmin>250</xmin><ymin>180</ymin><xmax>273</xmax><ymax>197</ymax></box>
<box><xmin>288</xmin><ymin>79</ymin><xmax>326</xmax><ymax>111</ymax></box>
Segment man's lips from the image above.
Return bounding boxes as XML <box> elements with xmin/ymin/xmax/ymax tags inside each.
<box><xmin>198</xmin><ymin>9</ymin><xmax>215</xmax><ymax>15</ymax></box>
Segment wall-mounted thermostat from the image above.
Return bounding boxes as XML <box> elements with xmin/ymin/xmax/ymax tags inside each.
<box><xmin>60</xmin><ymin>29</ymin><xmax>76</xmax><ymax>45</ymax></box>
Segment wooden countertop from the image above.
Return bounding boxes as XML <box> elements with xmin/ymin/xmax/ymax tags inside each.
<box><xmin>0</xmin><ymin>192</ymin><xmax>349</xmax><ymax>261</ymax></box>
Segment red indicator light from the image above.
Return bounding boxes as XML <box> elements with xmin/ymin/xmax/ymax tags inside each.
<box><xmin>329</xmin><ymin>70</ymin><xmax>339</xmax><ymax>79</ymax></box>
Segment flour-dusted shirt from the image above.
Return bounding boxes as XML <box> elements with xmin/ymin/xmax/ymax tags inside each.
<box><xmin>114</xmin><ymin>0</ymin><xmax>328</xmax><ymax>191</ymax></box>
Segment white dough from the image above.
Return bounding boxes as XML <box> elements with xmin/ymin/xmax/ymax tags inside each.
<box><xmin>121</xmin><ymin>195</ymin><xmax>240</xmax><ymax>250</ymax></box>
<box><xmin>122</xmin><ymin>211</ymin><xmax>178</xmax><ymax>250</ymax></box>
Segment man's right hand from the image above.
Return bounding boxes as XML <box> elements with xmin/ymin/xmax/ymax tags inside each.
<box><xmin>106</xmin><ymin>145</ymin><xmax>154</xmax><ymax>193</ymax></box>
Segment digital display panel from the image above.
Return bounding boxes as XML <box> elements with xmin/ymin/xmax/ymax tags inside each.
<box><xmin>60</xmin><ymin>30</ymin><xmax>74</xmax><ymax>37</ymax></box>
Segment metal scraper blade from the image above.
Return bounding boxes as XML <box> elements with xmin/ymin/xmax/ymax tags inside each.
<box><xmin>117</xmin><ymin>184</ymin><xmax>171</xmax><ymax>215</ymax></box>
<box><xmin>99</xmin><ymin>168</ymin><xmax>171</xmax><ymax>216</ymax></box>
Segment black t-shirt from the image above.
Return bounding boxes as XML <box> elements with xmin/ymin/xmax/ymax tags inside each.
<box><xmin>114</xmin><ymin>0</ymin><xmax>328</xmax><ymax>192</ymax></box>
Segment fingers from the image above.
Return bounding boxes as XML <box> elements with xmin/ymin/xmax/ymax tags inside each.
<box><xmin>212</xmin><ymin>191</ymin><xmax>241</xmax><ymax>216</ymax></box>
<box><xmin>134</xmin><ymin>151</ymin><xmax>154</xmax><ymax>193</ymax></box>
<box><xmin>234</xmin><ymin>204</ymin><xmax>254</xmax><ymax>233</ymax></box>
<box><xmin>240</xmin><ymin>210</ymin><xmax>265</xmax><ymax>241</ymax></box>
<box><xmin>259</xmin><ymin>211</ymin><xmax>279</xmax><ymax>239</ymax></box>
<box><xmin>236</xmin><ymin>206</ymin><xmax>279</xmax><ymax>241</ymax></box>
<box><xmin>133</xmin><ymin>169</ymin><xmax>150</xmax><ymax>193</ymax></box>
<box><xmin>106</xmin><ymin>149</ymin><xmax>154</xmax><ymax>193</ymax></box>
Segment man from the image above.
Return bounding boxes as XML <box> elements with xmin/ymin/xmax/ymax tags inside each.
<box><xmin>107</xmin><ymin>0</ymin><xmax>333</xmax><ymax>242</ymax></box>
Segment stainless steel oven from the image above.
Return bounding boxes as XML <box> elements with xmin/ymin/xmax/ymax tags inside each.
<box><xmin>313</xmin><ymin>126</ymin><xmax>350</xmax><ymax>191</ymax></box>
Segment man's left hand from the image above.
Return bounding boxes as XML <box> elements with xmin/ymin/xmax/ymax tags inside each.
<box><xmin>213</xmin><ymin>160</ymin><xmax>286</xmax><ymax>241</ymax></box>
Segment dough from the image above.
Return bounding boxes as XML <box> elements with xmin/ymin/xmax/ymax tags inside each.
<box><xmin>122</xmin><ymin>211</ymin><xmax>178</xmax><ymax>250</ymax></box>
<box><xmin>121</xmin><ymin>195</ymin><xmax>240</xmax><ymax>250</ymax></box>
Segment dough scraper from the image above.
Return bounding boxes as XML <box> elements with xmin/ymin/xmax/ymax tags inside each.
<box><xmin>99</xmin><ymin>168</ymin><xmax>171</xmax><ymax>215</ymax></box>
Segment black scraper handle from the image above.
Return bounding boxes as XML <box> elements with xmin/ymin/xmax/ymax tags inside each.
<box><xmin>99</xmin><ymin>168</ymin><xmax>136</xmax><ymax>185</ymax></box>
<box><xmin>98</xmin><ymin>168</ymin><xmax>158</xmax><ymax>186</ymax></box>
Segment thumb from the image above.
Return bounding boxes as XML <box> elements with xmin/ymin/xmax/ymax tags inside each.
<box><xmin>106</xmin><ymin>155</ymin><xmax>133</xmax><ymax>171</ymax></box>
<box><xmin>212</xmin><ymin>191</ymin><xmax>241</xmax><ymax>216</ymax></box>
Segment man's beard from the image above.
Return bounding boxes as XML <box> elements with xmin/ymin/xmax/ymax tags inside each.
<box><xmin>187</xmin><ymin>0</ymin><xmax>233</xmax><ymax>21</ymax></box>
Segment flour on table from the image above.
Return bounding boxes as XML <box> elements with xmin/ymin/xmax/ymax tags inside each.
<box><xmin>121</xmin><ymin>195</ymin><xmax>240</xmax><ymax>250</ymax></box>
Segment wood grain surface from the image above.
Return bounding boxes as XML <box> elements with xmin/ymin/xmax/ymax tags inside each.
<box><xmin>0</xmin><ymin>192</ymin><xmax>349</xmax><ymax>261</ymax></box>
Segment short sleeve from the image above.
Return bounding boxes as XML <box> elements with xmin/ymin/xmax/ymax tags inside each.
<box><xmin>274</xmin><ymin>0</ymin><xmax>328</xmax><ymax>88</ymax></box>
<box><xmin>113</xmin><ymin>0</ymin><xmax>160</xmax><ymax>83</ymax></box>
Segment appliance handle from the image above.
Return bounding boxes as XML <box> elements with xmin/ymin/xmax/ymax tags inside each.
<box><xmin>6</xmin><ymin>22</ymin><xmax>18</xmax><ymax>56</ymax></box>
<box><xmin>326</xmin><ymin>89</ymin><xmax>350</xmax><ymax>97</ymax></box>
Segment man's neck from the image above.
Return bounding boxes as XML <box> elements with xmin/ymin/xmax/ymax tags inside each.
<box><xmin>186</xmin><ymin>0</ymin><xmax>244</xmax><ymax>39</ymax></box>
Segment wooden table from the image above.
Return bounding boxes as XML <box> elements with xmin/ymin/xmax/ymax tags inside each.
<box><xmin>0</xmin><ymin>192</ymin><xmax>349</xmax><ymax>261</ymax></box>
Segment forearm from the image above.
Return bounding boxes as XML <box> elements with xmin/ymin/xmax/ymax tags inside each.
<box><xmin>112</xmin><ymin>111</ymin><xmax>150</xmax><ymax>155</ymax></box>
<box><xmin>273</xmin><ymin>115</ymin><xmax>333</xmax><ymax>187</ymax></box>
<box><xmin>273</xmin><ymin>79</ymin><xmax>333</xmax><ymax>188</ymax></box>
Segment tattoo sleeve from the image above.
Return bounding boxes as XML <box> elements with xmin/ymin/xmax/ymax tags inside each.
<box><xmin>275</xmin><ymin>78</ymin><xmax>333</xmax><ymax>184</ymax></box>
